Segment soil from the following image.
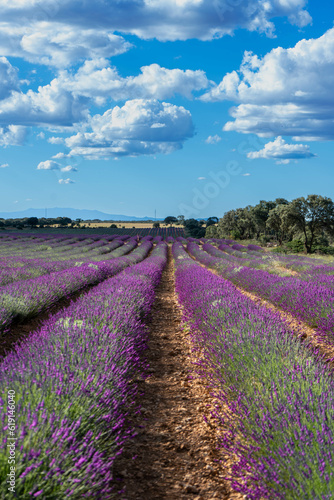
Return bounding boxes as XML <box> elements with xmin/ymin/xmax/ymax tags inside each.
<box><xmin>112</xmin><ymin>247</ymin><xmax>242</xmax><ymax>500</ymax></box>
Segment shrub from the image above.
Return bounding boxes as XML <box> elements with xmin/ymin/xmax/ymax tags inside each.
<box><xmin>286</xmin><ymin>239</ymin><xmax>304</xmax><ymax>253</ymax></box>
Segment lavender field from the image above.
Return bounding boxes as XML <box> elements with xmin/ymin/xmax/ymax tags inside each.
<box><xmin>0</xmin><ymin>233</ymin><xmax>334</xmax><ymax>499</ymax></box>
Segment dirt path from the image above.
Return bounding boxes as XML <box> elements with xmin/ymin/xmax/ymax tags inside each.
<box><xmin>112</xmin><ymin>247</ymin><xmax>241</xmax><ymax>500</ymax></box>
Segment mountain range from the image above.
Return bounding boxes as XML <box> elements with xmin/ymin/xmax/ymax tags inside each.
<box><xmin>0</xmin><ymin>208</ymin><xmax>160</xmax><ymax>221</ymax></box>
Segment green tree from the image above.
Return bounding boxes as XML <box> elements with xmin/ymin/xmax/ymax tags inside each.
<box><xmin>55</xmin><ymin>217</ymin><xmax>72</xmax><ymax>227</ymax></box>
<box><xmin>266</xmin><ymin>204</ymin><xmax>291</xmax><ymax>245</ymax></box>
<box><xmin>153</xmin><ymin>221</ymin><xmax>160</xmax><ymax>228</ymax></box>
<box><xmin>177</xmin><ymin>215</ymin><xmax>185</xmax><ymax>226</ymax></box>
<box><xmin>164</xmin><ymin>216</ymin><xmax>177</xmax><ymax>226</ymax></box>
<box><xmin>206</xmin><ymin>216</ymin><xmax>219</xmax><ymax>227</ymax></box>
<box><xmin>184</xmin><ymin>219</ymin><xmax>205</xmax><ymax>238</ymax></box>
<box><xmin>284</xmin><ymin>195</ymin><xmax>334</xmax><ymax>253</ymax></box>
<box><xmin>218</xmin><ymin>209</ymin><xmax>238</xmax><ymax>237</ymax></box>
<box><xmin>205</xmin><ymin>225</ymin><xmax>218</xmax><ymax>238</ymax></box>
<box><xmin>26</xmin><ymin>217</ymin><xmax>39</xmax><ymax>228</ymax></box>
<box><xmin>252</xmin><ymin>200</ymin><xmax>276</xmax><ymax>238</ymax></box>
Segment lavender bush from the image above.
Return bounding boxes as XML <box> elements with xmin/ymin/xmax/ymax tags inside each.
<box><xmin>0</xmin><ymin>241</ymin><xmax>152</xmax><ymax>333</ymax></box>
<box><xmin>173</xmin><ymin>242</ymin><xmax>334</xmax><ymax>499</ymax></box>
<box><xmin>0</xmin><ymin>243</ymin><xmax>167</xmax><ymax>498</ymax></box>
<box><xmin>192</xmin><ymin>243</ymin><xmax>334</xmax><ymax>337</ymax></box>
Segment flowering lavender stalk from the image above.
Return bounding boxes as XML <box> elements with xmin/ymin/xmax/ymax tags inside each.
<box><xmin>0</xmin><ymin>241</ymin><xmax>152</xmax><ymax>334</ymax></box>
<box><xmin>190</xmin><ymin>243</ymin><xmax>334</xmax><ymax>339</ymax></box>
<box><xmin>0</xmin><ymin>243</ymin><xmax>167</xmax><ymax>498</ymax></box>
<box><xmin>173</xmin><ymin>241</ymin><xmax>334</xmax><ymax>499</ymax></box>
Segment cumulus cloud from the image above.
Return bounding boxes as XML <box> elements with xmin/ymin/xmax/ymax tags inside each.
<box><xmin>0</xmin><ymin>80</ymin><xmax>88</xmax><ymax>127</ymax></box>
<box><xmin>0</xmin><ymin>1</ymin><xmax>311</xmax><ymax>49</ymax></box>
<box><xmin>205</xmin><ymin>134</ymin><xmax>221</xmax><ymax>144</ymax></box>
<box><xmin>0</xmin><ymin>163</ymin><xmax>9</xmax><ymax>168</ymax></box>
<box><xmin>247</xmin><ymin>136</ymin><xmax>316</xmax><ymax>163</ymax></box>
<box><xmin>48</xmin><ymin>137</ymin><xmax>65</xmax><ymax>144</ymax></box>
<box><xmin>0</xmin><ymin>61</ymin><xmax>206</xmax><ymax>130</ymax></box>
<box><xmin>0</xmin><ymin>125</ymin><xmax>27</xmax><ymax>146</ymax></box>
<box><xmin>60</xmin><ymin>99</ymin><xmax>194</xmax><ymax>159</ymax></box>
<box><xmin>0</xmin><ymin>23</ymin><xmax>131</xmax><ymax>68</ymax></box>
<box><xmin>202</xmin><ymin>28</ymin><xmax>334</xmax><ymax>141</ymax></box>
<box><xmin>37</xmin><ymin>160</ymin><xmax>60</xmax><ymax>170</ymax></box>
<box><xmin>57</xmin><ymin>61</ymin><xmax>209</xmax><ymax>101</ymax></box>
<box><xmin>52</xmin><ymin>152</ymin><xmax>67</xmax><ymax>159</ymax></box>
<box><xmin>59</xmin><ymin>178</ymin><xmax>75</xmax><ymax>184</ymax></box>
<box><xmin>61</xmin><ymin>165</ymin><xmax>78</xmax><ymax>172</ymax></box>
<box><xmin>0</xmin><ymin>57</ymin><xmax>20</xmax><ymax>100</ymax></box>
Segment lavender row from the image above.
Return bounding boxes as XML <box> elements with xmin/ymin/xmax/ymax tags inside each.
<box><xmin>0</xmin><ymin>243</ymin><xmax>167</xmax><ymax>498</ymax></box>
<box><xmin>0</xmin><ymin>241</ymin><xmax>152</xmax><ymax>334</ymax></box>
<box><xmin>173</xmin><ymin>242</ymin><xmax>334</xmax><ymax>499</ymax></box>
<box><xmin>193</xmin><ymin>243</ymin><xmax>334</xmax><ymax>337</ymax></box>
<box><xmin>216</xmin><ymin>241</ymin><xmax>334</xmax><ymax>275</ymax></box>
<box><xmin>0</xmin><ymin>259</ymin><xmax>78</xmax><ymax>287</ymax></box>
<box><xmin>0</xmin><ymin>235</ymin><xmax>123</xmax><ymax>260</ymax></box>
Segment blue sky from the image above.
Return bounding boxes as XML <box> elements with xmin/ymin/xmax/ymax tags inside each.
<box><xmin>0</xmin><ymin>0</ymin><xmax>334</xmax><ymax>219</ymax></box>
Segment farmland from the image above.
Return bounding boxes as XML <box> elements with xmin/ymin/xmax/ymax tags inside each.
<box><xmin>1</xmin><ymin>233</ymin><xmax>334</xmax><ymax>499</ymax></box>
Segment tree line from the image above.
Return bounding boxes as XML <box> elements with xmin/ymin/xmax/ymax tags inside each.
<box><xmin>205</xmin><ymin>195</ymin><xmax>334</xmax><ymax>254</ymax></box>
<box><xmin>161</xmin><ymin>216</ymin><xmax>218</xmax><ymax>238</ymax></box>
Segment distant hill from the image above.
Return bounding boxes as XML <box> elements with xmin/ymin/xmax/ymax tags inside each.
<box><xmin>0</xmin><ymin>208</ymin><xmax>160</xmax><ymax>221</ymax></box>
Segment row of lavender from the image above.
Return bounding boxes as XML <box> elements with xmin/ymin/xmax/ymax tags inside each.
<box><xmin>213</xmin><ymin>239</ymin><xmax>334</xmax><ymax>275</ymax></box>
<box><xmin>0</xmin><ymin>233</ymin><xmax>175</xmax><ymax>261</ymax></box>
<box><xmin>173</xmin><ymin>241</ymin><xmax>334</xmax><ymax>499</ymax></box>
<box><xmin>0</xmin><ymin>240</ymin><xmax>123</xmax><ymax>286</ymax></box>
<box><xmin>0</xmin><ymin>234</ymin><xmax>128</xmax><ymax>261</ymax></box>
<box><xmin>0</xmin><ymin>232</ymin><xmax>179</xmax><ymax>290</ymax></box>
<box><xmin>0</xmin><ymin>242</ymin><xmax>167</xmax><ymax>498</ymax></box>
<box><xmin>0</xmin><ymin>240</ymin><xmax>153</xmax><ymax>334</ymax></box>
<box><xmin>188</xmin><ymin>242</ymin><xmax>334</xmax><ymax>339</ymax></box>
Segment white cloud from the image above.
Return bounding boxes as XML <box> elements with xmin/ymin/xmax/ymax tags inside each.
<box><xmin>198</xmin><ymin>176</ymin><xmax>206</xmax><ymax>180</ymax></box>
<box><xmin>55</xmin><ymin>61</ymin><xmax>209</xmax><ymax>102</ymax></box>
<box><xmin>62</xmin><ymin>99</ymin><xmax>194</xmax><ymax>159</ymax></box>
<box><xmin>0</xmin><ymin>163</ymin><xmax>9</xmax><ymax>168</ymax></box>
<box><xmin>59</xmin><ymin>178</ymin><xmax>75</xmax><ymax>184</ymax></box>
<box><xmin>202</xmin><ymin>28</ymin><xmax>334</xmax><ymax>141</ymax></box>
<box><xmin>0</xmin><ymin>23</ymin><xmax>131</xmax><ymax>68</ymax></box>
<box><xmin>48</xmin><ymin>137</ymin><xmax>64</xmax><ymax>144</ymax></box>
<box><xmin>242</xmin><ymin>173</ymin><xmax>251</xmax><ymax>176</ymax></box>
<box><xmin>61</xmin><ymin>165</ymin><xmax>78</xmax><ymax>172</ymax></box>
<box><xmin>37</xmin><ymin>160</ymin><xmax>60</xmax><ymax>170</ymax></box>
<box><xmin>0</xmin><ymin>61</ymin><xmax>206</xmax><ymax>132</ymax></box>
<box><xmin>0</xmin><ymin>57</ymin><xmax>20</xmax><ymax>100</ymax></box>
<box><xmin>205</xmin><ymin>134</ymin><xmax>221</xmax><ymax>144</ymax></box>
<box><xmin>0</xmin><ymin>1</ymin><xmax>311</xmax><ymax>46</ymax></box>
<box><xmin>247</xmin><ymin>136</ymin><xmax>316</xmax><ymax>163</ymax></box>
<box><xmin>52</xmin><ymin>152</ymin><xmax>67</xmax><ymax>159</ymax></box>
<box><xmin>0</xmin><ymin>125</ymin><xmax>27</xmax><ymax>146</ymax></box>
<box><xmin>0</xmin><ymin>79</ymin><xmax>88</xmax><ymax>127</ymax></box>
